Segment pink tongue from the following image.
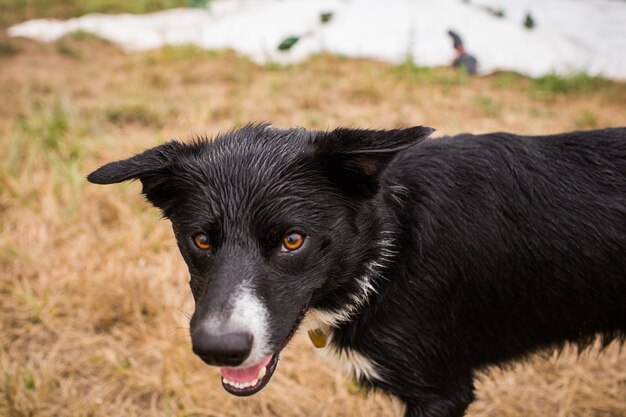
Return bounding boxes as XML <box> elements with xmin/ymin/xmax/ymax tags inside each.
<box><xmin>220</xmin><ymin>355</ymin><xmax>273</xmax><ymax>383</ymax></box>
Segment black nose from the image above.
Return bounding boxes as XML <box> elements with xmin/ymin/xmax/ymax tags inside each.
<box><xmin>191</xmin><ymin>330</ymin><xmax>253</xmax><ymax>367</ymax></box>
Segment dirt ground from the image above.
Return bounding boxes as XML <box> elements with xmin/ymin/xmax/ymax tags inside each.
<box><xmin>0</xmin><ymin>31</ymin><xmax>625</xmax><ymax>417</ymax></box>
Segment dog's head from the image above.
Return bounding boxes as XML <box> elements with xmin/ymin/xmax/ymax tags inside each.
<box><xmin>88</xmin><ymin>124</ymin><xmax>432</xmax><ymax>395</ymax></box>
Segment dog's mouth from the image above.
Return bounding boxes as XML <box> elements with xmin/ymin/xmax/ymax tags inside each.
<box><xmin>219</xmin><ymin>304</ymin><xmax>308</xmax><ymax>396</ymax></box>
<box><xmin>220</xmin><ymin>353</ymin><xmax>278</xmax><ymax>396</ymax></box>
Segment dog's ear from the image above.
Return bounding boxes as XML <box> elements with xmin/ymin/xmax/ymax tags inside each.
<box><xmin>87</xmin><ymin>141</ymin><xmax>185</xmax><ymax>214</ymax></box>
<box><xmin>313</xmin><ymin>126</ymin><xmax>434</xmax><ymax>195</ymax></box>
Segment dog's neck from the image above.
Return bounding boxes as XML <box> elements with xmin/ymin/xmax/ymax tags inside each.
<box><xmin>301</xmin><ymin>181</ymin><xmax>402</xmax><ymax>332</ymax></box>
<box><xmin>298</xmin><ymin>183</ymin><xmax>405</xmax><ymax>383</ymax></box>
<box><xmin>300</xmin><ymin>230</ymin><xmax>397</xmax><ymax>384</ymax></box>
<box><xmin>301</xmin><ymin>231</ymin><xmax>397</xmax><ymax>330</ymax></box>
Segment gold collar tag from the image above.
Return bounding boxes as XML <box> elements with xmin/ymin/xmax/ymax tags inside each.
<box><xmin>307</xmin><ymin>328</ymin><xmax>328</xmax><ymax>348</ymax></box>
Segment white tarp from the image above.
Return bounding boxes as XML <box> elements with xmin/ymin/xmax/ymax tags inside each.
<box><xmin>7</xmin><ymin>0</ymin><xmax>626</xmax><ymax>79</ymax></box>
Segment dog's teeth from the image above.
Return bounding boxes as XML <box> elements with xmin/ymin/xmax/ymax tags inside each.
<box><xmin>223</xmin><ymin>371</ymin><xmax>264</xmax><ymax>390</ymax></box>
<box><xmin>223</xmin><ymin>377</ymin><xmax>260</xmax><ymax>390</ymax></box>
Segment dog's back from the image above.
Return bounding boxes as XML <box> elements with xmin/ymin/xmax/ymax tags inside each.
<box><xmin>380</xmin><ymin>127</ymin><xmax>626</xmax><ymax>369</ymax></box>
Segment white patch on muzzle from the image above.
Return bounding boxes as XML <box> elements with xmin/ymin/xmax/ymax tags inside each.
<box><xmin>199</xmin><ymin>286</ymin><xmax>270</xmax><ymax>368</ymax></box>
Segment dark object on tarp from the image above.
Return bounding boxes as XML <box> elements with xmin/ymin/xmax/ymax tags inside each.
<box><xmin>448</xmin><ymin>30</ymin><xmax>478</xmax><ymax>74</ymax></box>
<box><xmin>320</xmin><ymin>12</ymin><xmax>333</xmax><ymax>24</ymax></box>
<box><xmin>448</xmin><ymin>30</ymin><xmax>463</xmax><ymax>49</ymax></box>
<box><xmin>278</xmin><ymin>36</ymin><xmax>299</xmax><ymax>51</ymax></box>
<box><xmin>524</xmin><ymin>12</ymin><xmax>536</xmax><ymax>29</ymax></box>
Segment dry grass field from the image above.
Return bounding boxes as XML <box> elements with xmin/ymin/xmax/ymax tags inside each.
<box><xmin>1</xmin><ymin>11</ymin><xmax>625</xmax><ymax>417</ymax></box>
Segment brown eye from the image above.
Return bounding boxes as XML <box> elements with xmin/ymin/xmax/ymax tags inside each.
<box><xmin>193</xmin><ymin>233</ymin><xmax>211</xmax><ymax>250</ymax></box>
<box><xmin>281</xmin><ymin>232</ymin><xmax>305</xmax><ymax>252</ymax></box>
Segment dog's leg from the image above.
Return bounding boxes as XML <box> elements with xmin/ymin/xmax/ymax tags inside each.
<box><xmin>401</xmin><ymin>379</ymin><xmax>474</xmax><ymax>417</ymax></box>
<box><xmin>404</xmin><ymin>402</ymin><xmax>468</xmax><ymax>417</ymax></box>
<box><xmin>403</xmin><ymin>396</ymin><xmax>472</xmax><ymax>417</ymax></box>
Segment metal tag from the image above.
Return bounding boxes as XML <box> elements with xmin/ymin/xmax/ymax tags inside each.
<box><xmin>307</xmin><ymin>328</ymin><xmax>328</xmax><ymax>348</ymax></box>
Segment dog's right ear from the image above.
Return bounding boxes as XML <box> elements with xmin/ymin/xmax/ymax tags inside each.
<box><xmin>87</xmin><ymin>141</ymin><xmax>184</xmax><ymax>214</ymax></box>
<box><xmin>312</xmin><ymin>126</ymin><xmax>434</xmax><ymax>196</ymax></box>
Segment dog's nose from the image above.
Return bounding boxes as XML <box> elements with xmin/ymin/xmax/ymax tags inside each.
<box><xmin>191</xmin><ymin>330</ymin><xmax>253</xmax><ymax>367</ymax></box>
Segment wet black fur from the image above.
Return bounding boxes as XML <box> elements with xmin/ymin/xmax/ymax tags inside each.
<box><xmin>88</xmin><ymin>125</ymin><xmax>626</xmax><ymax>417</ymax></box>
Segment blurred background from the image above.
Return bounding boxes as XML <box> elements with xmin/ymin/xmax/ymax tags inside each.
<box><xmin>0</xmin><ymin>1</ymin><xmax>624</xmax><ymax>416</ymax></box>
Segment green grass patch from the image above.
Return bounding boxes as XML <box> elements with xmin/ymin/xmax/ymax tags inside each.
<box><xmin>56</xmin><ymin>39</ymin><xmax>82</xmax><ymax>58</ymax></box>
<box><xmin>106</xmin><ymin>102</ymin><xmax>162</xmax><ymax>128</ymax></box>
<box><xmin>65</xmin><ymin>29</ymin><xmax>99</xmax><ymax>41</ymax></box>
<box><xmin>528</xmin><ymin>106</ymin><xmax>553</xmax><ymax>119</ymax></box>
<box><xmin>10</xmin><ymin>282</ymin><xmax>42</xmax><ymax>323</ymax></box>
<box><xmin>2</xmin><ymin>96</ymin><xmax>89</xmax><ymax>214</ymax></box>
<box><xmin>265</xmin><ymin>60</ymin><xmax>288</xmax><ymax>72</ymax></box>
<box><xmin>392</xmin><ymin>60</ymin><xmax>469</xmax><ymax>86</ymax></box>
<box><xmin>574</xmin><ymin>110</ymin><xmax>600</xmax><ymax>129</ymax></box>
<box><xmin>474</xmin><ymin>96</ymin><xmax>501</xmax><ymax>117</ymax></box>
<box><xmin>55</xmin><ymin>29</ymin><xmax>114</xmax><ymax>59</ymax></box>
<box><xmin>492</xmin><ymin>71</ymin><xmax>524</xmax><ymax>89</ymax></box>
<box><xmin>531</xmin><ymin>73</ymin><xmax>612</xmax><ymax>95</ymax></box>
<box><xmin>144</xmin><ymin>44</ymin><xmax>223</xmax><ymax>64</ymax></box>
<box><xmin>0</xmin><ymin>35</ymin><xmax>21</xmax><ymax>56</ymax></box>
<box><xmin>23</xmin><ymin>373</ymin><xmax>36</xmax><ymax>391</ymax></box>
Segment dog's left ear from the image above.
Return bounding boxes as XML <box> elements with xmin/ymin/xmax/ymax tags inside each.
<box><xmin>313</xmin><ymin>126</ymin><xmax>434</xmax><ymax>195</ymax></box>
<box><xmin>87</xmin><ymin>141</ymin><xmax>185</xmax><ymax>214</ymax></box>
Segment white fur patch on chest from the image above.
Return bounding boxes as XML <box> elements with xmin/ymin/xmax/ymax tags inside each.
<box><xmin>302</xmin><ymin>310</ymin><xmax>382</xmax><ymax>382</ymax></box>
<box><xmin>320</xmin><ymin>342</ymin><xmax>382</xmax><ymax>382</ymax></box>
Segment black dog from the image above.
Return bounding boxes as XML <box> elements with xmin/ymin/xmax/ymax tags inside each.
<box><xmin>88</xmin><ymin>125</ymin><xmax>626</xmax><ymax>417</ymax></box>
